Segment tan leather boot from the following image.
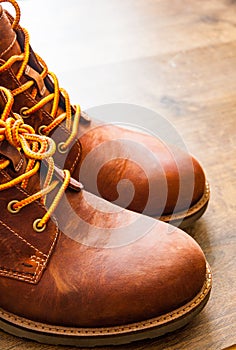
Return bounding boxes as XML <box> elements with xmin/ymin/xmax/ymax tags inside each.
<box><xmin>0</xmin><ymin>86</ymin><xmax>211</xmax><ymax>346</ymax></box>
<box><xmin>0</xmin><ymin>0</ymin><xmax>210</xmax><ymax>227</ymax></box>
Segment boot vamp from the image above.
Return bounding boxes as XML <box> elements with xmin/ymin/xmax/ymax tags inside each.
<box><xmin>76</xmin><ymin>121</ymin><xmax>206</xmax><ymax>217</ymax></box>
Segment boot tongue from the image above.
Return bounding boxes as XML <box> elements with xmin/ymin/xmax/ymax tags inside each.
<box><xmin>0</xmin><ymin>5</ymin><xmax>22</xmax><ymax>61</ymax></box>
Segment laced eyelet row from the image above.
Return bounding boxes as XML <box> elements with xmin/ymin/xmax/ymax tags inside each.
<box><xmin>0</xmin><ymin>86</ymin><xmax>74</xmax><ymax>235</ymax></box>
<box><xmin>38</xmin><ymin>127</ymin><xmax>68</xmax><ymax>154</ymax></box>
<box><xmin>20</xmin><ymin>107</ymin><xmax>69</xmax><ymax>155</ymax></box>
<box><xmin>7</xmin><ymin>200</ymin><xmax>46</xmax><ymax>232</ymax></box>
<box><xmin>20</xmin><ymin>111</ymin><xmax>68</xmax><ymax>154</ymax></box>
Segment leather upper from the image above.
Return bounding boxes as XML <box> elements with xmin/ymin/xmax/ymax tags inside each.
<box><xmin>0</xmin><ymin>160</ymin><xmax>207</xmax><ymax>327</ymax></box>
<box><xmin>0</xmin><ymin>3</ymin><xmax>208</xmax><ymax>329</ymax></box>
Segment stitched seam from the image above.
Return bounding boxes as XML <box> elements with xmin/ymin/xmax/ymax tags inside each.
<box><xmin>0</xmin><ymin>219</ymin><xmax>46</xmax><ymax>257</ymax></box>
<box><xmin>42</xmin><ymin>216</ymin><xmax>59</xmax><ymax>269</ymax></box>
<box><xmin>0</xmin><ymin>35</ymin><xmax>17</xmax><ymax>58</ymax></box>
<box><xmin>159</xmin><ymin>181</ymin><xmax>210</xmax><ymax>221</ymax></box>
<box><xmin>0</xmin><ymin>254</ymin><xmax>46</xmax><ymax>283</ymax></box>
<box><xmin>27</xmin><ymin>255</ymin><xmax>45</xmax><ymax>281</ymax></box>
<box><xmin>70</xmin><ymin>140</ymin><xmax>81</xmax><ymax>173</ymax></box>
<box><xmin>0</xmin><ymin>172</ymin><xmax>59</xmax><ymax>282</ymax></box>
<box><xmin>0</xmin><ymin>266</ymin><xmax>44</xmax><ymax>283</ymax></box>
<box><xmin>0</xmin><ymin>266</ymin><xmax>36</xmax><ymax>276</ymax></box>
<box><xmin>30</xmin><ymin>255</ymin><xmax>45</xmax><ymax>263</ymax></box>
<box><xmin>0</xmin><ymin>266</ymin><xmax>212</xmax><ymax>333</ymax></box>
<box><xmin>0</xmin><ymin>170</ymin><xmax>49</xmax><ymax>211</ymax></box>
<box><xmin>0</xmin><ymin>170</ymin><xmax>60</xmax><ymax>256</ymax></box>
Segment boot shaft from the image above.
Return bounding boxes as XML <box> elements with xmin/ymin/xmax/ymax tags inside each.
<box><xmin>0</xmin><ymin>4</ymin><xmax>21</xmax><ymax>61</ymax></box>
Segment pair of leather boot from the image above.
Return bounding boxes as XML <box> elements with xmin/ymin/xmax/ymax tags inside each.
<box><xmin>0</xmin><ymin>0</ymin><xmax>212</xmax><ymax>346</ymax></box>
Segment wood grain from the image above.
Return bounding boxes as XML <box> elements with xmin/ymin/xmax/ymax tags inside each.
<box><xmin>1</xmin><ymin>0</ymin><xmax>236</xmax><ymax>349</ymax></box>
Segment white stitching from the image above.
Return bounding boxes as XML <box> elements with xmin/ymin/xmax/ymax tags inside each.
<box><xmin>0</xmin><ymin>219</ymin><xmax>45</xmax><ymax>257</ymax></box>
<box><xmin>0</xmin><ymin>35</ymin><xmax>17</xmax><ymax>59</ymax></box>
<box><xmin>0</xmin><ymin>171</ymin><xmax>59</xmax><ymax>283</ymax></box>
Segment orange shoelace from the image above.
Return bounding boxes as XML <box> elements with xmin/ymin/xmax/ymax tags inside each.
<box><xmin>0</xmin><ymin>0</ymin><xmax>82</xmax><ymax>153</ymax></box>
<box><xmin>0</xmin><ymin>86</ymin><xmax>71</xmax><ymax>232</ymax></box>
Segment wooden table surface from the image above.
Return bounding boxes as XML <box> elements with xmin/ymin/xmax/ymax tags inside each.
<box><xmin>1</xmin><ymin>0</ymin><xmax>236</xmax><ymax>349</ymax></box>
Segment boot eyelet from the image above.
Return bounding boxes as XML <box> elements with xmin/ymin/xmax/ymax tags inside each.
<box><xmin>38</xmin><ymin>125</ymin><xmax>47</xmax><ymax>135</ymax></box>
<box><xmin>58</xmin><ymin>142</ymin><xmax>68</xmax><ymax>154</ymax></box>
<box><xmin>20</xmin><ymin>107</ymin><xmax>30</xmax><ymax>119</ymax></box>
<box><xmin>33</xmin><ymin>219</ymin><xmax>46</xmax><ymax>232</ymax></box>
<box><xmin>7</xmin><ymin>200</ymin><xmax>21</xmax><ymax>213</ymax></box>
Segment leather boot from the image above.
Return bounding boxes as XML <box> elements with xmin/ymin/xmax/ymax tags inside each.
<box><xmin>0</xmin><ymin>0</ymin><xmax>210</xmax><ymax>227</ymax></box>
<box><xmin>0</xmin><ymin>86</ymin><xmax>212</xmax><ymax>346</ymax></box>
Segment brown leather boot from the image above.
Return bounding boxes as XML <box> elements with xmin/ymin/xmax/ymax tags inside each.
<box><xmin>0</xmin><ymin>0</ymin><xmax>210</xmax><ymax>227</ymax></box>
<box><xmin>0</xmin><ymin>86</ymin><xmax>211</xmax><ymax>346</ymax></box>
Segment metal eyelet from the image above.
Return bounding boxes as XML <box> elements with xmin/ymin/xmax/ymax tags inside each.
<box><xmin>33</xmin><ymin>218</ymin><xmax>46</xmax><ymax>233</ymax></box>
<box><xmin>38</xmin><ymin>125</ymin><xmax>47</xmax><ymax>135</ymax></box>
<box><xmin>57</xmin><ymin>142</ymin><xmax>68</xmax><ymax>154</ymax></box>
<box><xmin>20</xmin><ymin>107</ymin><xmax>30</xmax><ymax>119</ymax></box>
<box><xmin>7</xmin><ymin>200</ymin><xmax>21</xmax><ymax>213</ymax></box>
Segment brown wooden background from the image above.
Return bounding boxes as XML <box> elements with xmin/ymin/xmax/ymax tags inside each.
<box><xmin>1</xmin><ymin>0</ymin><xmax>236</xmax><ymax>349</ymax></box>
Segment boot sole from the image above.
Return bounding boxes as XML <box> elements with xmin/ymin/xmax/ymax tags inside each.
<box><xmin>0</xmin><ymin>264</ymin><xmax>212</xmax><ymax>347</ymax></box>
<box><xmin>158</xmin><ymin>181</ymin><xmax>210</xmax><ymax>228</ymax></box>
